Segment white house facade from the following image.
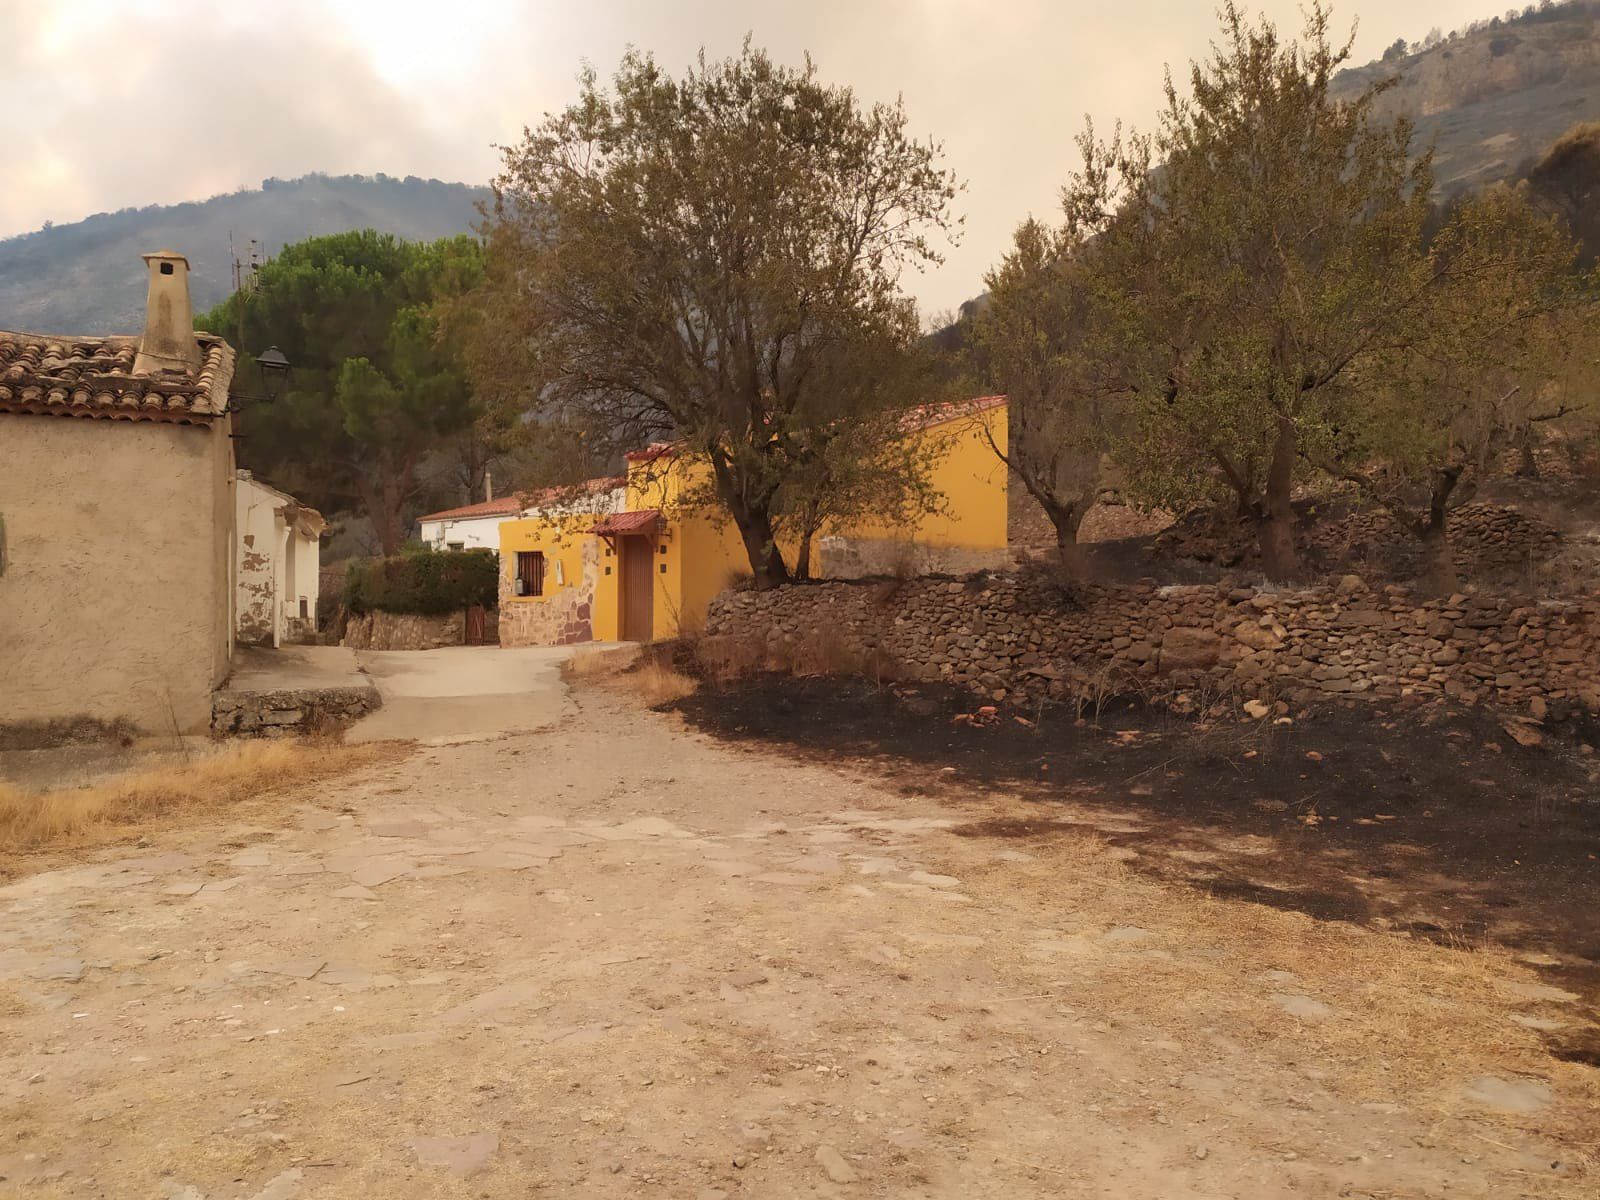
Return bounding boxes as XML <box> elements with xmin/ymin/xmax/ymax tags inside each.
<box><xmin>236</xmin><ymin>470</ymin><xmax>325</xmax><ymax>647</ymax></box>
<box><xmin>418</xmin><ymin>479</ymin><xmax>626</xmax><ymax>553</ymax></box>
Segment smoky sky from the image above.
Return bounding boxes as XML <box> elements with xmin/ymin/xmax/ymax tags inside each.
<box><xmin>2</xmin><ymin>0</ymin><xmax>1495</xmax><ymax>314</ymax></box>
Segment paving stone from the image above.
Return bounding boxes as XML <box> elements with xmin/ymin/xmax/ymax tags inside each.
<box><xmin>1502</xmin><ymin>980</ymin><xmax>1579</xmax><ymax>1004</ymax></box>
<box><xmin>436</xmin><ymin>980</ymin><xmax>542</xmax><ymax>1026</ymax></box>
<box><xmin>245</xmin><ymin>1168</ymin><xmax>304</xmax><ymax>1200</ymax></box>
<box><xmin>719</xmin><ymin>982</ymin><xmax>747</xmax><ymax>1004</ymax></box>
<box><xmin>298</xmin><ymin>811</ymin><xmax>339</xmax><ymax>832</ymax></box>
<box><xmin>906</xmin><ymin>870</ymin><xmax>960</xmax><ymax>888</ymax></box>
<box><xmin>458</xmin><ymin>851</ymin><xmax>542</xmax><ymax>871</ymax></box>
<box><xmin>410</xmin><ymin>865</ymin><xmax>471</xmax><ymax>879</ymax></box>
<box><xmin>614</xmin><ymin>817</ymin><xmax>680</xmax><ymax>838</ymax></box>
<box><xmin>785</xmin><ymin>854</ymin><xmax>842</xmax><ymax>874</ymax></box>
<box><xmin>367</xmin><ymin>819</ymin><xmax>434</xmax><ymax>838</ymax></box>
<box><xmin>409</xmin><ymin>1132</ymin><xmax>499</xmax><ymax>1177</ymax></box>
<box><xmin>29</xmin><ymin>957</ymin><xmax>85</xmax><ymax>983</ymax></box>
<box><xmin>349</xmin><ymin>861</ymin><xmax>411</xmax><ymax>888</ymax></box>
<box><xmin>1274</xmin><ymin>994</ymin><xmax>1336</xmax><ymax>1020</ymax></box>
<box><xmin>751</xmin><ymin>872</ymin><xmax>817</xmax><ymax>886</ymax></box>
<box><xmin>1511</xmin><ymin>1014</ymin><xmax>1566</xmax><ymax>1032</ymax></box>
<box><xmin>230</xmin><ymin>849</ymin><xmax>272</xmax><ymax>868</ymax></box>
<box><xmin>1465</xmin><ymin>1075</ymin><xmax>1552</xmax><ymax>1113</ymax></box>
<box><xmin>260</xmin><ymin>960</ymin><xmax>325</xmax><ymax>981</ymax></box>
<box><xmin>162</xmin><ymin>881</ymin><xmax>206</xmax><ymax>897</ymax></box>
<box><xmin>815</xmin><ymin>1144</ymin><xmax>859</xmax><ymax>1184</ymax></box>
<box><xmin>330</xmin><ymin>885</ymin><xmax>379</xmax><ymax>901</ymax></box>
<box><xmin>704</xmin><ymin>860</ymin><xmax>758</xmax><ymax>877</ymax></box>
<box><xmin>1101</xmin><ymin>926</ymin><xmax>1154</xmax><ymax>945</ymax></box>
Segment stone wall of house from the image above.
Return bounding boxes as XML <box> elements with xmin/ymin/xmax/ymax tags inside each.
<box><xmin>817</xmin><ymin>534</ymin><xmax>1008</xmax><ymax>580</ymax></box>
<box><xmin>212</xmin><ymin>685</ymin><xmax>380</xmax><ymax>737</ymax></box>
<box><xmin>703</xmin><ymin>574</ymin><xmax>1600</xmax><ymax>718</ymax></box>
<box><xmin>499</xmin><ymin>540</ymin><xmax>599</xmax><ymax>647</ymax></box>
<box><xmin>343</xmin><ymin>609</ymin><xmax>496</xmax><ymax>651</ymax></box>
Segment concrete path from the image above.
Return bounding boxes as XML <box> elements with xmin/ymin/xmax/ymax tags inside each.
<box><xmin>0</xmin><ymin>687</ymin><xmax>1585</xmax><ymax>1198</ymax></box>
<box><xmin>347</xmin><ymin>646</ymin><xmax>588</xmax><ymax>744</ymax></box>
<box><xmin>226</xmin><ymin>645</ymin><xmax>368</xmax><ymax>693</ymax></box>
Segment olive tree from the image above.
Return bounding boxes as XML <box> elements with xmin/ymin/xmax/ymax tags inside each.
<box><xmin>470</xmin><ymin>43</ymin><xmax>960</xmax><ymax>589</ymax></box>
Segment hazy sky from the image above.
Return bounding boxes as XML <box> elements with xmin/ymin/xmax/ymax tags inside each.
<box><xmin>3</xmin><ymin>0</ymin><xmax>1495</xmax><ymax>314</ymax></box>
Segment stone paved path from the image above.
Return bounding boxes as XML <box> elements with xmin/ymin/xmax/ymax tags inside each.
<box><xmin>0</xmin><ymin>687</ymin><xmax>1591</xmax><ymax>1197</ymax></box>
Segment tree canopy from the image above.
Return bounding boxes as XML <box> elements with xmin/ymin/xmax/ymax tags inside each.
<box><xmin>197</xmin><ymin>230</ymin><xmax>488</xmax><ymax>554</ymax></box>
<box><xmin>999</xmin><ymin>2</ymin><xmax>1593</xmax><ymax>582</ymax></box>
<box><xmin>468</xmin><ymin>42</ymin><xmax>961</xmax><ymax>588</ymax></box>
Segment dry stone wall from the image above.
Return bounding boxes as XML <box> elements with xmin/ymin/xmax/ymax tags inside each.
<box><xmin>704</xmin><ymin>575</ymin><xmax>1600</xmax><ymax>718</ymax></box>
<box><xmin>343</xmin><ymin>609</ymin><xmax>495</xmax><ymax>650</ymax></box>
<box><xmin>211</xmin><ymin>685</ymin><xmax>379</xmax><ymax>737</ymax></box>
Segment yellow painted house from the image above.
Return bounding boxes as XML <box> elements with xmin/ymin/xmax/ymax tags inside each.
<box><xmin>498</xmin><ymin>396</ymin><xmax>1009</xmax><ymax>646</ymax></box>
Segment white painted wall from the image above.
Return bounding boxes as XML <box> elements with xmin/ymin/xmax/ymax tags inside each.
<box><xmin>235</xmin><ymin>472</ymin><xmax>322</xmax><ymax>646</ymax></box>
<box><xmin>419</xmin><ymin>513</ymin><xmax>509</xmax><ymax>551</ymax></box>
<box><xmin>419</xmin><ymin>488</ymin><xmax>627</xmax><ymax>553</ymax></box>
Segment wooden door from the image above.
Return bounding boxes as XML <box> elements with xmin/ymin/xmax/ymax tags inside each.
<box><xmin>620</xmin><ymin>535</ymin><xmax>655</xmax><ymax>642</ymax></box>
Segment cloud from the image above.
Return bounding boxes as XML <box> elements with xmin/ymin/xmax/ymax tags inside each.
<box><xmin>1</xmin><ymin>0</ymin><xmax>1496</xmax><ymax>314</ymax></box>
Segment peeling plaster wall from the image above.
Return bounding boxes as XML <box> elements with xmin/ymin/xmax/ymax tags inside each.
<box><xmin>0</xmin><ymin>413</ymin><xmax>234</xmax><ymax>734</ymax></box>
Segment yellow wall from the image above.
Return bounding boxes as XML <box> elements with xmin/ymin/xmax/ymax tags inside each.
<box><xmin>499</xmin><ymin>513</ymin><xmax>618</xmax><ymax>642</ymax></box>
<box><xmin>500</xmin><ymin>401</ymin><xmax>1010</xmax><ymax>645</ymax></box>
<box><xmin>842</xmin><ymin>405</ymin><xmax>1009</xmax><ymax>550</ymax></box>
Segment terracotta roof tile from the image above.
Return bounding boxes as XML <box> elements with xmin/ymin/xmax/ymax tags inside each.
<box><xmin>418</xmin><ymin>475</ymin><xmax>627</xmax><ymax>524</ymax></box>
<box><xmin>592</xmin><ymin>509</ymin><xmax>662</xmax><ymax>536</ymax></box>
<box><xmin>0</xmin><ymin>331</ymin><xmax>234</xmax><ymax>424</ymax></box>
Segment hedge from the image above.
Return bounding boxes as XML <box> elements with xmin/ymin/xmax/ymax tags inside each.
<box><xmin>344</xmin><ymin>548</ymin><xmax>499</xmax><ymax>615</ymax></box>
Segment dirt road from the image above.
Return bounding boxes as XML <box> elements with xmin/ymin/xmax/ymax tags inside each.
<box><xmin>0</xmin><ymin>680</ymin><xmax>1592</xmax><ymax>1198</ymax></box>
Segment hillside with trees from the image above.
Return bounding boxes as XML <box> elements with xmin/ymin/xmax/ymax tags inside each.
<box><xmin>0</xmin><ymin>174</ymin><xmax>488</xmax><ymax>335</ymax></box>
<box><xmin>1338</xmin><ymin>0</ymin><xmax>1600</xmax><ymax>198</ymax></box>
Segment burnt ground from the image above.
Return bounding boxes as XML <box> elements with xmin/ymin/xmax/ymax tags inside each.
<box><xmin>675</xmin><ymin>674</ymin><xmax>1600</xmax><ymax>1065</ymax></box>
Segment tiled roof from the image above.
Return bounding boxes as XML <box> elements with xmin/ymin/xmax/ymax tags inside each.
<box><xmin>592</xmin><ymin>509</ymin><xmax>662</xmax><ymax>536</ymax></box>
<box><xmin>417</xmin><ymin>496</ymin><xmax>526</xmax><ymax>523</ymax></box>
<box><xmin>902</xmin><ymin>394</ymin><xmax>1006</xmax><ymax>432</ymax></box>
<box><xmin>0</xmin><ymin>331</ymin><xmax>235</xmax><ymax>424</ymax></box>
<box><xmin>418</xmin><ymin>476</ymin><xmax>627</xmax><ymax>524</ymax></box>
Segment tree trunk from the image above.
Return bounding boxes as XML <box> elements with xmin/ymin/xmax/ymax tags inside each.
<box><xmin>1419</xmin><ymin>467</ymin><xmax>1461</xmax><ymax>593</ymax></box>
<box><xmin>709</xmin><ymin>453</ymin><xmax>792</xmax><ymax>591</ymax></box>
<box><xmin>1042</xmin><ymin>497</ymin><xmax>1086</xmax><ymax>576</ymax></box>
<box><xmin>1258</xmin><ymin>415</ymin><xmax>1298</xmax><ymax>582</ymax></box>
<box><xmin>794</xmin><ymin>527</ymin><xmax>815</xmax><ymax>582</ymax></box>
<box><xmin>1516</xmin><ymin>428</ymin><xmax>1540</xmax><ymax>478</ymax></box>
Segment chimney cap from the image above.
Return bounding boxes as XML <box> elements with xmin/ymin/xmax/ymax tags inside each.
<box><xmin>141</xmin><ymin>249</ymin><xmax>190</xmax><ymax>268</ymax></box>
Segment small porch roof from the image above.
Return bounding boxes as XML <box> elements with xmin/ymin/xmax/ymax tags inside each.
<box><xmin>592</xmin><ymin>509</ymin><xmax>662</xmax><ymax>538</ymax></box>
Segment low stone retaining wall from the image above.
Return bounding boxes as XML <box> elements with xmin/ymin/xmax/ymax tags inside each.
<box><xmin>703</xmin><ymin>575</ymin><xmax>1600</xmax><ymax>718</ymax></box>
<box><xmin>211</xmin><ymin>685</ymin><xmax>381</xmax><ymax>737</ymax></box>
<box><xmin>343</xmin><ymin>608</ymin><xmax>497</xmax><ymax>650</ymax></box>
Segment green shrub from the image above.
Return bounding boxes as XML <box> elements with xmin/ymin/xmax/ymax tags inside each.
<box><xmin>345</xmin><ymin>548</ymin><xmax>498</xmax><ymax>615</ymax></box>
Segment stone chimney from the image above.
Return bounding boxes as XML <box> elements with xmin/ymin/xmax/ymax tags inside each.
<box><xmin>132</xmin><ymin>250</ymin><xmax>201</xmax><ymax>375</ymax></box>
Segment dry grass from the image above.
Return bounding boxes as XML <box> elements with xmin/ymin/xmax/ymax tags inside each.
<box><xmin>566</xmin><ymin>644</ymin><xmax>698</xmax><ymax>706</ymax></box>
<box><xmin>951</xmin><ymin>793</ymin><xmax>1600</xmax><ymax>1179</ymax></box>
<box><xmin>0</xmin><ymin>738</ymin><xmax>396</xmax><ymax>853</ymax></box>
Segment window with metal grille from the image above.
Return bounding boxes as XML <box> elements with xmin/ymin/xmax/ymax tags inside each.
<box><xmin>515</xmin><ymin>551</ymin><xmax>545</xmax><ymax>597</ymax></box>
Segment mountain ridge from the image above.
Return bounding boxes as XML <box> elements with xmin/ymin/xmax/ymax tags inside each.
<box><xmin>0</xmin><ymin>173</ymin><xmax>490</xmax><ymax>335</ymax></box>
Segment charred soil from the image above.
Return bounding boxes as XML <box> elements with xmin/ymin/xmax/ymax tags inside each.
<box><xmin>676</xmin><ymin>673</ymin><xmax>1600</xmax><ymax>1063</ymax></box>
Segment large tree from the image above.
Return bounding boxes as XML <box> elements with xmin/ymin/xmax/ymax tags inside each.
<box><xmin>976</xmin><ymin>213</ymin><xmax>1127</xmax><ymax>569</ymax></box>
<box><xmin>469</xmin><ymin>43</ymin><xmax>960</xmax><ymax>589</ymax></box>
<box><xmin>1313</xmin><ymin>186</ymin><xmax>1591</xmax><ymax>586</ymax></box>
<box><xmin>1040</xmin><ymin>3</ymin><xmax>1588</xmax><ymax>581</ymax></box>
<box><xmin>197</xmin><ymin>231</ymin><xmax>486</xmax><ymax>554</ymax></box>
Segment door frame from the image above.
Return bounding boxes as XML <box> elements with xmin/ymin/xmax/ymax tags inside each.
<box><xmin>618</xmin><ymin>533</ymin><xmax>656</xmax><ymax>642</ymax></box>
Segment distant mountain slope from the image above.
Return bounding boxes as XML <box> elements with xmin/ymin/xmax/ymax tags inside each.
<box><xmin>0</xmin><ymin>174</ymin><xmax>490</xmax><ymax>335</ymax></box>
<box><xmin>1334</xmin><ymin>0</ymin><xmax>1600</xmax><ymax>197</ymax></box>
<box><xmin>938</xmin><ymin>1</ymin><xmax>1600</xmax><ymax>348</ymax></box>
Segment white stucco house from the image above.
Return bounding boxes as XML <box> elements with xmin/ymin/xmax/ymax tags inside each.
<box><xmin>236</xmin><ymin>470</ymin><xmax>325</xmax><ymax>646</ymax></box>
<box><xmin>418</xmin><ymin>478</ymin><xmax>626</xmax><ymax>553</ymax></box>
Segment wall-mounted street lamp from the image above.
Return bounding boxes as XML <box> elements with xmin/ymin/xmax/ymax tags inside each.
<box><xmin>229</xmin><ymin>345</ymin><xmax>292</xmax><ymax>412</ymax></box>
